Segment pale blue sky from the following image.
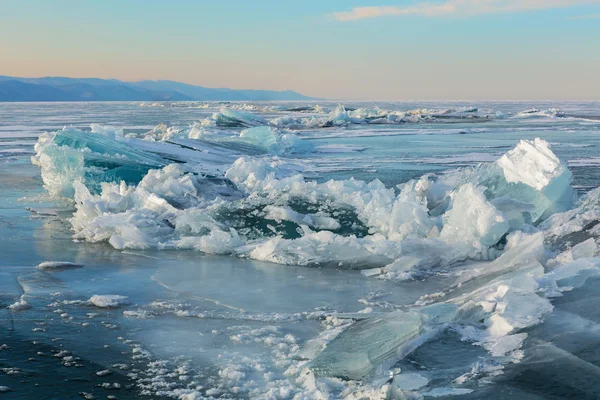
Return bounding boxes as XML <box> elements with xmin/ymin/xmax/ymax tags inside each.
<box><xmin>1</xmin><ymin>0</ymin><xmax>599</xmax><ymax>100</ymax></box>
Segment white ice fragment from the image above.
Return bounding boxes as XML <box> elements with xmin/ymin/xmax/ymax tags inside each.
<box><xmin>187</xmin><ymin>122</ymin><xmax>209</xmax><ymax>139</ymax></box>
<box><xmin>8</xmin><ymin>295</ymin><xmax>31</xmax><ymax>311</ymax></box>
<box><xmin>96</xmin><ymin>369</ymin><xmax>112</xmax><ymax>376</ymax></box>
<box><xmin>37</xmin><ymin>261</ymin><xmax>83</xmax><ymax>270</ymax></box>
<box><xmin>387</xmin><ymin>181</ymin><xmax>435</xmax><ymax>242</ymax></box>
<box><xmin>143</xmin><ymin>123</ymin><xmax>183</xmax><ymax>141</ymax></box>
<box><xmin>495</xmin><ymin>138</ymin><xmax>574</xmax><ymax>220</ymax></box>
<box><xmin>497</xmin><ymin>138</ymin><xmax>566</xmax><ymax>191</ymax></box>
<box><xmin>379</xmin><ymin>256</ymin><xmax>422</xmax><ymax>278</ymax></box>
<box><xmin>90</xmin><ymin>123</ymin><xmax>123</xmax><ymax>140</ymax></box>
<box><xmin>138</xmin><ymin>164</ymin><xmax>197</xmax><ymax>202</ymax></box>
<box><xmin>485</xmin><ymin>333</ymin><xmax>528</xmax><ymax>357</ymax></box>
<box><xmin>440</xmin><ymin>184</ymin><xmax>509</xmax><ymax>249</ymax></box>
<box><xmin>324</xmin><ymin>104</ymin><xmax>354</xmax><ymax>126</ymax></box>
<box><xmin>89</xmin><ymin>295</ymin><xmax>130</xmax><ymax>308</ymax></box>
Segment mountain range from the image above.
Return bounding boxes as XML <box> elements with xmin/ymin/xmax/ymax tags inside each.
<box><xmin>0</xmin><ymin>76</ymin><xmax>314</xmax><ymax>102</ymax></box>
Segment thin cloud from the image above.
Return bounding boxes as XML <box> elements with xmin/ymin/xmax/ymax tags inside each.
<box><xmin>333</xmin><ymin>0</ymin><xmax>600</xmax><ymax>21</ymax></box>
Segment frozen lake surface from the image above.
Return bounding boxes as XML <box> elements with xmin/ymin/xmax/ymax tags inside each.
<box><xmin>2</xmin><ymin>100</ymin><xmax>600</xmax><ymax>399</ymax></box>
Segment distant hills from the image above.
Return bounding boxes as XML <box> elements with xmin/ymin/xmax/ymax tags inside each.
<box><xmin>0</xmin><ymin>76</ymin><xmax>315</xmax><ymax>102</ymax></box>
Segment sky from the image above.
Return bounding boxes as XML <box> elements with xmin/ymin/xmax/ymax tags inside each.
<box><xmin>1</xmin><ymin>0</ymin><xmax>600</xmax><ymax>100</ymax></box>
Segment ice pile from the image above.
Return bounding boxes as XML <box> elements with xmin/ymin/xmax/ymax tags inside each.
<box><xmin>32</xmin><ymin>124</ymin><xmax>316</xmax><ymax>202</ymax></box>
<box><xmin>70</xmin><ymin>164</ymin><xmax>241</xmax><ymax>251</ymax></box>
<box><xmin>34</xmin><ymin>133</ymin><xmax>577</xmax><ymax>271</ymax></box>
<box><xmin>141</xmin><ymin>123</ymin><xmax>185</xmax><ymax>141</ymax></box>
<box><xmin>89</xmin><ymin>294</ymin><xmax>130</xmax><ymax>308</ymax></box>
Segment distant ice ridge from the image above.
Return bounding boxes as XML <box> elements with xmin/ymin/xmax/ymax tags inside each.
<box><xmin>275</xmin><ymin>104</ymin><xmax>493</xmax><ymax>128</ymax></box>
<box><xmin>273</xmin><ymin>104</ymin><xmax>573</xmax><ymax>128</ymax></box>
<box><xmin>168</xmin><ymin>105</ymin><xmax>492</xmax><ymax>131</ymax></box>
<box><xmin>142</xmin><ymin>120</ymin><xmax>312</xmax><ymax>155</ymax></box>
<box><xmin>512</xmin><ymin>108</ymin><xmax>565</xmax><ymax>119</ymax></box>
<box><xmin>149</xmin><ymin>104</ymin><xmax>574</xmax><ymax>130</ymax></box>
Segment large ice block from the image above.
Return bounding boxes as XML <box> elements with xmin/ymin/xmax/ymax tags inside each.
<box><xmin>490</xmin><ymin>138</ymin><xmax>574</xmax><ymax>222</ymax></box>
<box><xmin>309</xmin><ymin>310</ymin><xmax>423</xmax><ymax>380</ymax></box>
<box><xmin>440</xmin><ymin>183</ymin><xmax>509</xmax><ymax>249</ymax></box>
<box><xmin>33</xmin><ymin>128</ymin><xmax>166</xmax><ymax>197</ymax></box>
<box><xmin>310</xmin><ymin>304</ymin><xmax>458</xmax><ymax>380</ymax></box>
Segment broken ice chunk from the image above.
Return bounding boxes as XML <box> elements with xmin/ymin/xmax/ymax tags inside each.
<box><xmin>493</xmin><ymin>138</ymin><xmax>574</xmax><ymax>222</ymax></box>
<box><xmin>497</xmin><ymin>138</ymin><xmax>569</xmax><ymax>192</ymax></box>
<box><xmin>32</xmin><ymin>128</ymin><xmax>166</xmax><ymax>197</ymax></box>
<box><xmin>323</xmin><ymin>104</ymin><xmax>354</xmax><ymax>126</ymax></box>
<box><xmin>89</xmin><ymin>295</ymin><xmax>130</xmax><ymax>308</ymax></box>
<box><xmin>37</xmin><ymin>261</ymin><xmax>83</xmax><ymax>270</ymax></box>
<box><xmin>440</xmin><ymin>184</ymin><xmax>509</xmax><ymax>249</ymax></box>
<box><xmin>310</xmin><ymin>310</ymin><xmax>423</xmax><ymax>380</ymax></box>
<box><xmin>310</xmin><ymin>304</ymin><xmax>457</xmax><ymax>380</ymax></box>
<box><xmin>239</xmin><ymin>126</ymin><xmax>278</xmax><ymax>150</ymax></box>
<box><xmin>8</xmin><ymin>295</ymin><xmax>31</xmax><ymax>311</ymax></box>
